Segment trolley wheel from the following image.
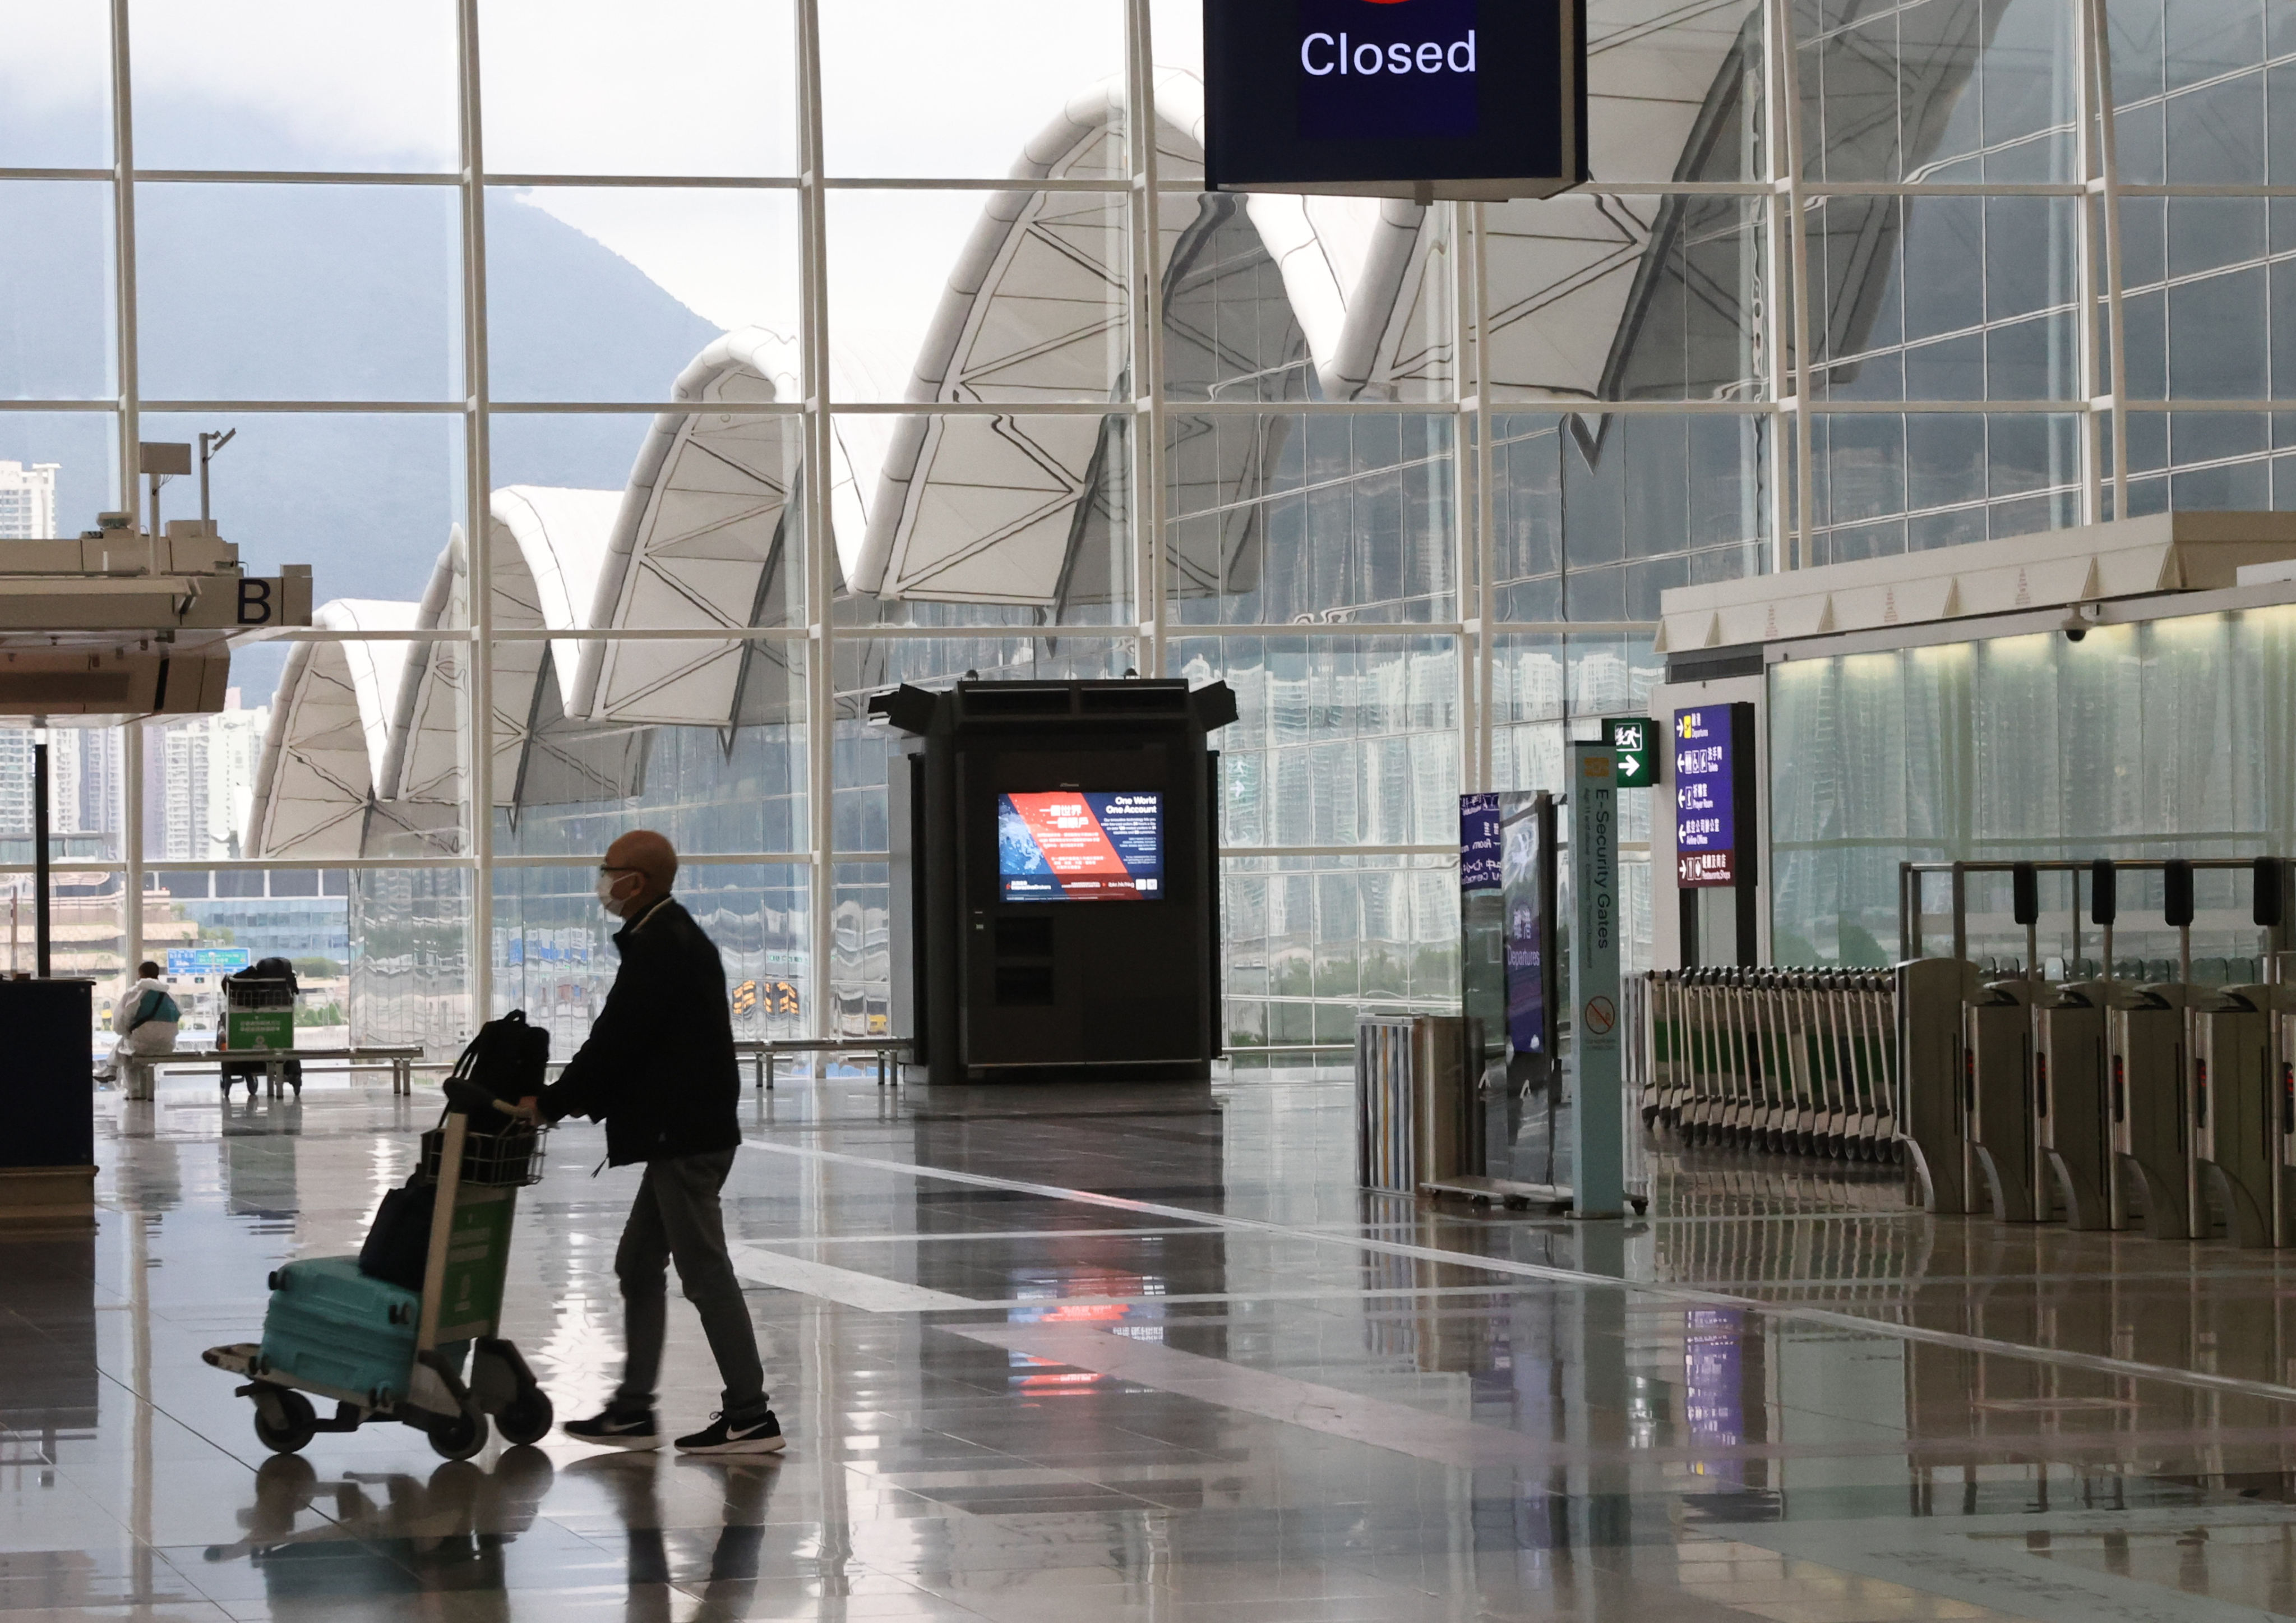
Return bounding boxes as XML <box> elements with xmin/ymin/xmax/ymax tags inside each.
<box><xmin>253</xmin><ymin>1450</ymin><xmax>318</xmax><ymax>1511</ymax></box>
<box><xmin>495</xmin><ymin>1386</ymin><xmax>554</xmax><ymax>1447</ymax></box>
<box><xmin>252</xmin><ymin>1387</ymin><xmax>317</xmax><ymax>1455</ymax></box>
<box><xmin>428</xmin><ymin>1408</ymin><xmax>487</xmax><ymax>1461</ymax></box>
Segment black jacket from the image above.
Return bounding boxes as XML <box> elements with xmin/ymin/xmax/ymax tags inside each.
<box><xmin>540</xmin><ymin>896</ymin><xmax>741</xmax><ymax>1166</ymax></box>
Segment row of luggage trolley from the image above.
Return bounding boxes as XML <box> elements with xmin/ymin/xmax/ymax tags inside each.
<box><xmin>1631</xmin><ymin>969</ymin><xmax>1901</xmax><ymax>1161</ymax></box>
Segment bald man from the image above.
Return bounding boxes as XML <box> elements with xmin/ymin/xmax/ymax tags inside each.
<box><xmin>539</xmin><ymin>830</ymin><xmax>782</xmax><ymax>1456</ymax></box>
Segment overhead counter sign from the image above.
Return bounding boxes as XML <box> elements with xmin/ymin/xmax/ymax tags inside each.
<box><xmin>1674</xmin><ymin>703</ymin><xmax>1756</xmax><ymax>890</ymax></box>
<box><xmin>1203</xmin><ymin>0</ymin><xmax>1588</xmax><ymax>200</ymax></box>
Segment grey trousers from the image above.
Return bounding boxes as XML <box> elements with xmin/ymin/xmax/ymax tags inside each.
<box><xmin>612</xmin><ymin>1149</ymin><xmax>768</xmax><ymax>1423</ymax></box>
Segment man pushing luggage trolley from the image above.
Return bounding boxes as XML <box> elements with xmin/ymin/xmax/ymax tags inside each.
<box><xmin>534</xmin><ymin>829</ymin><xmax>786</xmax><ymax>1457</ymax></box>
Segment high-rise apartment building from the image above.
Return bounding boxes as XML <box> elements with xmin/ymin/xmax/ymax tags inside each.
<box><xmin>160</xmin><ymin>691</ymin><xmax>267</xmax><ymax>860</ymax></box>
<box><xmin>0</xmin><ymin>728</ymin><xmax>30</xmax><ymax>837</ymax></box>
<box><xmin>0</xmin><ymin>460</ymin><xmax>59</xmax><ymax>540</ymax></box>
<box><xmin>49</xmin><ymin>727</ymin><xmax>124</xmax><ymax>842</ymax></box>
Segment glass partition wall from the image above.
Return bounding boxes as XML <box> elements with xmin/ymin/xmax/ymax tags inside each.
<box><xmin>0</xmin><ymin>0</ymin><xmax>2278</xmax><ymax>1055</ymax></box>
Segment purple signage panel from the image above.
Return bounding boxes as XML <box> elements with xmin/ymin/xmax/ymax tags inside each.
<box><xmin>1502</xmin><ymin>799</ymin><xmax>1547</xmax><ymax>1056</ymax></box>
<box><xmin>1674</xmin><ymin>706</ymin><xmax>1737</xmax><ymax>888</ymax></box>
<box><xmin>1459</xmin><ymin>793</ymin><xmax>1503</xmax><ymax>892</ymax></box>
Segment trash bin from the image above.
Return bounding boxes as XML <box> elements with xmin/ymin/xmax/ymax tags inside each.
<box><xmin>1355</xmin><ymin>1015</ymin><xmax>1484</xmax><ymax>1195</ymax></box>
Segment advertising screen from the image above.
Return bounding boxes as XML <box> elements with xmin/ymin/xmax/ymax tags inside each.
<box><xmin>1500</xmin><ymin>797</ymin><xmax>1546</xmax><ymax>1057</ymax></box>
<box><xmin>998</xmin><ymin>792</ymin><xmax>1164</xmax><ymax>901</ymax></box>
<box><xmin>1204</xmin><ymin>0</ymin><xmax>1584</xmax><ymax>196</ymax></box>
<box><xmin>1674</xmin><ymin>706</ymin><xmax>1737</xmax><ymax>887</ymax></box>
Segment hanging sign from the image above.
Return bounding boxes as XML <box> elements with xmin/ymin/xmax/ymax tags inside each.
<box><xmin>1203</xmin><ymin>0</ymin><xmax>1588</xmax><ymax>200</ymax></box>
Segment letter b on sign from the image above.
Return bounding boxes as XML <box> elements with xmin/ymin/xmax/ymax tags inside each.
<box><xmin>236</xmin><ymin>577</ymin><xmax>274</xmax><ymax>625</ymax></box>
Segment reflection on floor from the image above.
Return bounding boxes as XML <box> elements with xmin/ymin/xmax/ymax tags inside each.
<box><xmin>3</xmin><ymin>1070</ymin><xmax>2295</xmax><ymax>1619</ymax></box>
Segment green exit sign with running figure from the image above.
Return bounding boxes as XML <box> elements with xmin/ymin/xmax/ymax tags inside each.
<box><xmin>1606</xmin><ymin>717</ymin><xmax>1655</xmax><ymax>787</ymax></box>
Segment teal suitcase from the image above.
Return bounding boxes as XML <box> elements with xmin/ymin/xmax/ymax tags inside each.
<box><xmin>256</xmin><ymin>1257</ymin><xmax>419</xmax><ymax>1408</ymax></box>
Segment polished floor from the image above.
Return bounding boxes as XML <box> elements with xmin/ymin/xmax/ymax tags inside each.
<box><xmin>7</xmin><ymin>1069</ymin><xmax>2296</xmax><ymax>1621</ymax></box>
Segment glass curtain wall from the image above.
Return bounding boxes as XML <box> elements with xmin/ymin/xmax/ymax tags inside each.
<box><xmin>1771</xmin><ymin>605</ymin><xmax>2296</xmax><ymax>975</ymax></box>
<box><xmin>0</xmin><ymin>0</ymin><xmax>2284</xmax><ymax>1054</ymax></box>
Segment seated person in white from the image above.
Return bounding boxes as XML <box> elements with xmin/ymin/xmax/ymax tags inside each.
<box><xmin>105</xmin><ymin>961</ymin><xmax>182</xmax><ymax>1081</ymax></box>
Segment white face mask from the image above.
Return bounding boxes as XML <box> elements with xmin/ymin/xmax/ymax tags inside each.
<box><xmin>595</xmin><ymin>869</ymin><xmax>627</xmax><ymax>917</ymax></box>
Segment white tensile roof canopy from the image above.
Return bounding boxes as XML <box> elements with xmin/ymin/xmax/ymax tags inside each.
<box><xmin>250</xmin><ymin>27</ymin><xmax>1756</xmax><ymax>857</ymax></box>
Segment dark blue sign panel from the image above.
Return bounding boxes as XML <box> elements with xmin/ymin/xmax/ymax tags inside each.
<box><xmin>1297</xmin><ymin>0</ymin><xmax>1479</xmax><ymax>140</ymax></box>
<box><xmin>1204</xmin><ymin>0</ymin><xmax>1586</xmax><ymax>198</ymax></box>
<box><xmin>1502</xmin><ymin>801</ymin><xmax>1546</xmax><ymax>1055</ymax></box>
<box><xmin>1674</xmin><ymin>706</ymin><xmax>1738</xmax><ymax>887</ymax></box>
<box><xmin>1459</xmin><ymin>792</ymin><xmax>1502</xmax><ymax>892</ymax></box>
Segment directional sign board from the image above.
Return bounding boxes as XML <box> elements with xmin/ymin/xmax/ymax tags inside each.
<box><xmin>1674</xmin><ymin>703</ymin><xmax>1756</xmax><ymax>889</ymax></box>
<box><xmin>1459</xmin><ymin>793</ymin><xmax>1503</xmax><ymax>892</ymax></box>
<box><xmin>1605</xmin><ymin>717</ymin><xmax>1653</xmax><ymax>789</ymax></box>
<box><xmin>168</xmin><ymin>947</ymin><xmax>250</xmax><ymax>977</ymax></box>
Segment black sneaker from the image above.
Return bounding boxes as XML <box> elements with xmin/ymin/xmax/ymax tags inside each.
<box><xmin>675</xmin><ymin>1410</ymin><xmax>786</xmax><ymax>1455</ymax></box>
<box><xmin>562</xmin><ymin>1404</ymin><xmax>661</xmax><ymax>1450</ymax></box>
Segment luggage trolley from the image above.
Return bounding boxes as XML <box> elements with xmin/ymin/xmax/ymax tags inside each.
<box><xmin>201</xmin><ymin>1101</ymin><xmax>554</xmax><ymax>1460</ymax></box>
<box><xmin>220</xmin><ymin>962</ymin><xmax>301</xmax><ymax>1100</ymax></box>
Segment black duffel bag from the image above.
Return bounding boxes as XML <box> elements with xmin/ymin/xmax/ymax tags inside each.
<box><xmin>442</xmin><ymin>1009</ymin><xmax>551</xmax><ymax>1105</ymax></box>
<box><xmin>357</xmin><ymin>1173</ymin><xmax>433</xmax><ymax>1293</ymax></box>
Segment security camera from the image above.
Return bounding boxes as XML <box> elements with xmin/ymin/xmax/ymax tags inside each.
<box><xmin>2061</xmin><ymin>602</ymin><xmax>2101</xmax><ymax>643</ymax></box>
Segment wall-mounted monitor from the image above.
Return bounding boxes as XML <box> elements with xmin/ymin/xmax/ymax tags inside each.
<box><xmin>998</xmin><ymin>791</ymin><xmax>1164</xmax><ymax>901</ymax></box>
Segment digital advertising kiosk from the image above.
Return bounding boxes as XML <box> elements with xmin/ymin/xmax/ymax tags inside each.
<box><xmin>871</xmin><ymin>678</ymin><xmax>1239</xmax><ymax>1086</ymax></box>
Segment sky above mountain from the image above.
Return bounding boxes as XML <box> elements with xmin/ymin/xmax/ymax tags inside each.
<box><xmin>0</xmin><ymin>2</ymin><xmax>1188</xmax><ymax>700</ymax></box>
